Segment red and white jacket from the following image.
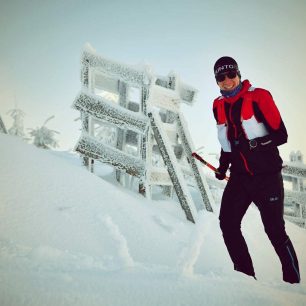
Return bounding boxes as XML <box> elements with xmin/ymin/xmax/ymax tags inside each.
<box><xmin>213</xmin><ymin>80</ymin><xmax>287</xmax><ymax>175</ymax></box>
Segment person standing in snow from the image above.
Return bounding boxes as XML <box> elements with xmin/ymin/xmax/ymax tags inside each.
<box><xmin>212</xmin><ymin>56</ymin><xmax>300</xmax><ymax>284</ymax></box>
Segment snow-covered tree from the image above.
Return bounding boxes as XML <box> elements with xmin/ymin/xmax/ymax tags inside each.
<box><xmin>28</xmin><ymin>116</ymin><xmax>59</xmax><ymax>149</ymax></box>
<box><xmin>7</xmin><ymin>108</ymin><xmax>26</xmax><ymax>138</ymax></box>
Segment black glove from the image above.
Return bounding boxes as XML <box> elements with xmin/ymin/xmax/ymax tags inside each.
<box><xmin>215</xmin><ymin>168</ymin><xmax>226</xmax><ymax>180</ymax></box>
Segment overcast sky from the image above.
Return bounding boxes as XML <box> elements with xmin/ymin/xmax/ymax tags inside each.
<box><xmin>1</xmin><ymin>0</ymin><xmax>305</xmax><ymax>161</ymax></box>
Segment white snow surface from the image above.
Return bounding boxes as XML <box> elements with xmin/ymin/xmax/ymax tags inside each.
<box><xmin>0</xmin><ymin>133</ymin><xmax>305</xmax><ymax>306</ymax></box>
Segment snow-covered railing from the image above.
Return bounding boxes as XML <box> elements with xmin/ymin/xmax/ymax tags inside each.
<box><xmin>75</xmin><ymin>133</ymin><xmax>145</xmax><ymax>177</ymax></box>
<box><xmin>282</xmin><ymin>164</ymin><xmax>306</xmax><ymax>178</ymax></box>
<box><xmin>73</xmin><ymin>91</ymin><xmax>148</xmax><ymax>134</ymax></box>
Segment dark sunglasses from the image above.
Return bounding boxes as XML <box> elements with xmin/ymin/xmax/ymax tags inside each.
<box><xmin>215</xmin><ymin>71</ymin><xmax>238</xmax><ymax>82</ymax></box>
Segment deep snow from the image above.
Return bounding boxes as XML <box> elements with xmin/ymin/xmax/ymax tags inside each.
<box><xmin>0</xmin><ymin>133</ymin><xmax>305</xmax><ymax>306</ymax></box>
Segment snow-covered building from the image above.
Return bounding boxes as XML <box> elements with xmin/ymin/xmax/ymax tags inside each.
<box><xmin>283</xmin><ymin>151</ymin><xmax>306</xmax><ymax>192</ymax></box>
<box><xmin>72</xmin><ymin>44</ymin><xmax>214</xmax><ymax>223</ymax></box>
<box><xmin>283</xmin><ymin>151</ymin><xmax>306</xmax><ymax>228</ymax></box>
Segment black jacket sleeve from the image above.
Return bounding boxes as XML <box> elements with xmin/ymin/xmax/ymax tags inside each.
<box><xmin>218</xmin><ymin>149</ymin><xmax>231</xmax><ymax>174</ymax></box>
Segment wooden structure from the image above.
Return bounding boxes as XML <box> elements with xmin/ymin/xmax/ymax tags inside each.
<box><xmin>72</xmin><ymin>44</ymin><xmax>214</xmax><ymax>223</ymax></box>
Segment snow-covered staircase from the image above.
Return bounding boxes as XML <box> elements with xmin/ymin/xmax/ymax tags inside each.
<box><xmin>148</xmin><ymin>111</ymin><xmax>197</xmax><ymax>223</ymax></box>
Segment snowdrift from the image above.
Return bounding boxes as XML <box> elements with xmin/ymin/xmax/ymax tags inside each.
<box><xmin>0</xmin><ymin>133</ymin><xmax>305</xmax><ymax>306</ymax></box>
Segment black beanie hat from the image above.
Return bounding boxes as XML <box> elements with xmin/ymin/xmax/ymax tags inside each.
<box><xmin>214</xmin><ymin>56</ymin><xmax>240</xmax><ymax>77</ymax></box>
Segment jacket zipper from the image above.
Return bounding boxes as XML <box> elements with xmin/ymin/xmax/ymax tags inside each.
<box><xmin>229</xmin><ymin>103</ymin><xmax>238</xmax><ymax>138</ymax></box>
<box><xmin>229</xmin><ymin>100</ymin><xmax>253</xmax><ymax>175</ymax></box>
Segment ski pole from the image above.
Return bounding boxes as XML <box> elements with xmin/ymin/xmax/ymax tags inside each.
<box><xmin>191</xmin><ymin>152</ymin><xmax>229</xmax><ymax>181</ymax></box>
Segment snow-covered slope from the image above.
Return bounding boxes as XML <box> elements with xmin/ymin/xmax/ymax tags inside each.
<box><xmin>0</xmin><ymin>133</ymin><xmax>305</xmax><ymax>306</ymax></box>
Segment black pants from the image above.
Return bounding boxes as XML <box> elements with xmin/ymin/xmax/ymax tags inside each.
<box><xmin>219</xmin><ymin>172</ymin><xmax>300</xmax><ymax>283</ymax></box>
